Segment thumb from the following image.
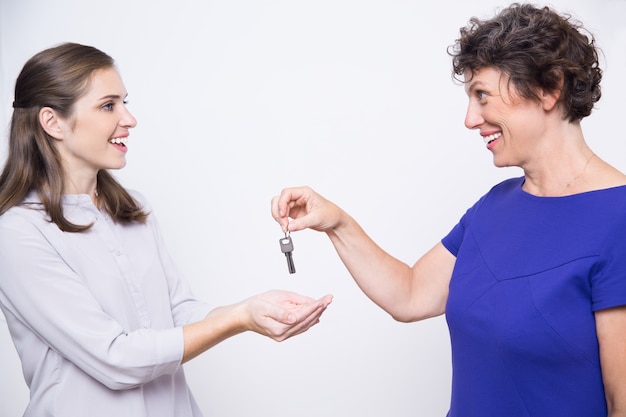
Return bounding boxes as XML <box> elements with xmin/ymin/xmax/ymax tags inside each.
<box><xmin>269</xmin><ymin>306</ymin><xmax>296</xmax><ymax>324</ymax></box>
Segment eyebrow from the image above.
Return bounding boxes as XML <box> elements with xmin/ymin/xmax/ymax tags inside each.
<box><xmin>465</xmin><ymin>81</ymin><xmax>484</xmax><ymax>94</ymax></box>
<box><xmin>97</xmin><ymin>94</ymin><xmax>128</xmax><ymax>101</ymax></box>
<box><xmin>466</xmin><ymin>80</ymin><xmax>486</xmax><ymax>93</ymax></box>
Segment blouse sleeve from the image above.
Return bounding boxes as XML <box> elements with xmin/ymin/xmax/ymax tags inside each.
<box><xmin>146</xmin><ymin>209</ymin><xmax>214</xmax><ymax>326</ymax></box>
<box><xmin>0</xmin><ymin>205</ymin><xmax>188</xmax><ymax>390</ymax></box>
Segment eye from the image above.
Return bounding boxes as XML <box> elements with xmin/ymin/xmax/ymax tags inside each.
<box><xmin>102</xmin><ymin>102</ymin><xmax>114</xmax><ymax>111</ymax></box>
<box><xmin>476</xmin><ymin>90</ymin><xmax>489</xmax><ymax>101</ymax></box>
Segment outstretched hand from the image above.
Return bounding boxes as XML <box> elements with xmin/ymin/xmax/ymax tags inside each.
<box><xmin>183</xmin><ymin>290</ymin><xmax>333</xmax><ymax>362</ymax></box>
<box><xmin>243</xmin><ymin>290</ymin><xmax>333</xmax><ymax>342</ymax></box>
<box><xmin>271</xmin><ymin>186</ymin><xmax>344</xmax><ymax>234</ymax></box>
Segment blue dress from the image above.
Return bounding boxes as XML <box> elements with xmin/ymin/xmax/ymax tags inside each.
<box><xmin>441</xmin><ymin>177</ymin><xmax>626</xmax><ymax>416</ymax></box>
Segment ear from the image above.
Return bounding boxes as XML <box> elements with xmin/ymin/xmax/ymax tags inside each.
<box><xmin>39</xmin><ymin>107</ymin><xmax>65</xmax><ymax>140</ymax></box>
<box><xmin>540</xmin><ymin>72</ymin><xmax>564</xmax><ymax>112</ymax></box>
<box><xmin>540</xmin><ymin>87</ymin><xmax>561</xmax><ymax>112</ymax></box>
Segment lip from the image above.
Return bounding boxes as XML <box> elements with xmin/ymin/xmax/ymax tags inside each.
<box><xmin>481</xmin><ymin>131</ymin><xmax>502</xmax><ymax>149</ymax></box>
<box><xmin>109</xmin><ymin>135</ymin><xmax>128</xmax><ymax>153</ymax></box>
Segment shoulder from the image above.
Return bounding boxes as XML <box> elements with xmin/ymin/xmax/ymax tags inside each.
<box><xmin>0</xmin><ymin>203</ymin><xmax>50</xmax><ymax>253</ymax></box>
<box><xmin>488</xmin><ymin>176</ymin><xmax>525</xmax><ymax>194</ymax></box>
<box><xmin>470</xmin><ymin>176</ymin><xmax>525</xmax><ymax>209</ymax></box>
<box><xmin>126</xmin><ymin>189</ymin><xmax>153</xmax><ymax>211</ymax></box>
<box><xmin>0</xmin><ymin>193</ymin><xmax>46</xmax><ymax>230</ymax></box>
<box><xmin>587</xmin><ymin>157</ymin><xmax>626</xmax><ymax>191</ymax></box>
<box><xmin>450</xmin><ymin>177</ymin><xmax>524</xmax><ymax>229</ymax></box>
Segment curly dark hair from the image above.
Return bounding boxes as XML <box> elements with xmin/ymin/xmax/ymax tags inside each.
<box><xmin>449</xmin><ymin>3</ymin><xmax>602</xmax><ymax>122</ymax></box>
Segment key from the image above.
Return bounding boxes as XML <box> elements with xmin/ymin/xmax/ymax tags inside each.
<box><xmin>279</xmin><ymin>233</ymin><xmax>296</xmax><ymax>274</ymax></box>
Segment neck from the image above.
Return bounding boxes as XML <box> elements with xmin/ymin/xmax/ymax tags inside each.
<box><xmin>64</xmin><ymin>176</ymin><xmax>98</xmax><ymax>203</ymax></box>
<box><xmin>521</xmin><ymin>121</ymin><xmax>596</xmax><ymax>196</ymax></box>
<box><xmin>523</xmin><ymin>149</ymin><xmax>596</xmax><ymax>196</ymax></box>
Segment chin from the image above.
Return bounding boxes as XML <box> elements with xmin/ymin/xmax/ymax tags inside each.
<box><xmin>107</xmin><ymin>160</ymin><xmax>127</xmax><ymax>170</ymax></box>
<box><xmin>491</xmin><ymin>156</ymin><xmax>513</xmax><ymax>168</ymax></box>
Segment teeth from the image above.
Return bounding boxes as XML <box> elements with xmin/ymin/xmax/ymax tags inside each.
<box><xmin>483</xmin><ymin>132</ymin><xmax>501</xmax><ymax>144</ymax></box>
<box><xmin>109</xmin><ymin>137</ymin><xmax>127</xmax><ymax>145</ymax></box>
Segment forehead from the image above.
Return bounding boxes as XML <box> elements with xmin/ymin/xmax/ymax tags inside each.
<box><xmin>80</xmin><ymin>67</ymin><xmax>127</xmax><ymax>100</ymax></box>
<box><xmin>464</xmin><ymin>67</ymin><xmax>507</xmax><ymax>93</ymax></box>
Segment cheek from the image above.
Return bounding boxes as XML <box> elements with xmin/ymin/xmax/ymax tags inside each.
<box><xmin>75</xmin><ymin>120</ymin><xmax>113</xmax><ymax>143</ymax></box>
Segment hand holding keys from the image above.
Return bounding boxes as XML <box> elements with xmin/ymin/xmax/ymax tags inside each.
<box><xmin>279</xmin><ymin>232</ymin><xmax>296</xmax><ymax>274</ymax></box>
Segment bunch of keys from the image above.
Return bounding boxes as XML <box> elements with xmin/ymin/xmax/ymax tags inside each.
<box><xmin>279</xmin><ymin>232</ymin><xmax>296</xmax><ymax>274</ymax></box>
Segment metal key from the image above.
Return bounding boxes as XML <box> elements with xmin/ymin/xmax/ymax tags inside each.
<box><xmin>279</xmin><ymin>233</ymin><xmax>296</xmax><ymax>274</ymax></box>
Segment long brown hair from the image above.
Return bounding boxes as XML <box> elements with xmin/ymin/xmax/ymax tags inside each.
<box><xmin>0</xmin><ymin>42</ymin><xmax>148</xmax><ymax>232</ymax></box>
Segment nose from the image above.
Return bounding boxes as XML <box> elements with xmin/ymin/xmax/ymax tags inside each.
<box><xmin>120</xmin><ymin>106</ymin><xmax>137</xmax><ymax>129</ymax></box>
<box><xmin>464</xmin><ymin>101</ymin><xmax>484</xmax><ymax>130</ymax></box>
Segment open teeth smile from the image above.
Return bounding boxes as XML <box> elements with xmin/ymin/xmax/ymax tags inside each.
<box><xmin>483</xmin><ymin>132</ymin><xmax>502</xmax><ymax>144</ymax></box>
<box><xmin>109</xmin><ymin>137</ymin><xmax>127</xmax><ymax>145</ymax></box>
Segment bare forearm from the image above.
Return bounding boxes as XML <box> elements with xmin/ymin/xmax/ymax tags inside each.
<box><xmin>326</xmin><ymin>212</ymin><xmax>414</xmax><ymax>317</ymax></box>
<box><xmin>181</xmin><ymin>291</ymin><xmax>333</xmax><ymax>363</ymax></box>
<box><xmin>326</xmin><ymin>209</ymin><xmax>453</xmax><ymax>322</ymax></box>
<box><xmin>182</xmin><ymin>304</ymin><xmax>245</xmax><ymax>363</ymax></box>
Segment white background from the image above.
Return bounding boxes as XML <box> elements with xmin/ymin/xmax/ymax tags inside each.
<box><xmin>1</xmin><ymin>0</ymin><xmax>625</xmax><ymax>416</ymax></box>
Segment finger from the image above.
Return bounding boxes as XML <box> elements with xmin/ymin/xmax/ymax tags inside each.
<box><xmin>293</xmin><ymin>293</ymin><xmax>333</xmax><ymax>307</ymax></box>
<box><xmin>284</xmin><ymin>215</ymin><xmax>314</xmax><ymax>233</ymax></box>
<box><xmin>276</xmin><ymin>291</ymin><xmax>316</xmax><ymax>305</ymax></box>
<box><xmin>270</xmin><ymin>195</ymin><xmax>289</xmax><ymax>232</ymax></box>
<box><xmin>276</xmin><ymin>188</ymin><xmax>296</xmax><ymax>217</ymax></box>
<box><xmin>272</xmin><ymin>188</ymin><xmax>305</xmax><ymax>231</ymax></box>
<box><xmin>278</xmin><ymin>186</ymin><xmax>310</xmax><ymax>216</ymax></box>
<box><xmin>319</xmin><ymin>294</ymin><xmax>334</xmax><ymax>306</ymax></box>
<box><xmin>273</xmin><ymin>299</ymin><xmax>332</xmax><ymax>341</ymax></box>
<box><xmin>279</xmin><ymin>304</ymin><xmax>329</xmax><ymax>340</ymax></box>
<box><xmin>286</xmin><ymin>298</ymin><xmax>331</xmax><ymax>326</ymax></box>
<box><xmin>266</xmin><ymin>304</ymin><xmax>297</xmax><ymax>325</ymax></box>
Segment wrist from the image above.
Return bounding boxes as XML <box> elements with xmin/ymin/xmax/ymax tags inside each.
<box><xmin>207</xmin><ymin>303</ymin><xmax>248</xmax><ymax>335</ymax></box>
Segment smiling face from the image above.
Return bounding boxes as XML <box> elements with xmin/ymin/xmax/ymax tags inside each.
<box><xmin>52</xmin><ymin>67</ymin><xmax>136</xmax><ymax>185</ymax></box>
<box><xmin>463</xmin><ymin>67</ymin><xmax>549</xmax><ymax>168</ymax></box>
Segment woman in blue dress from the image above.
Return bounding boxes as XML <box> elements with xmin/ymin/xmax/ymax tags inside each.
<box><xmin>272</xmin><ymin>4</ymin><xmax>626</xmax><ymax>416</ymax></box>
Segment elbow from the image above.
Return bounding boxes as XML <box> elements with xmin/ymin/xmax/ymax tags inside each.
<box><xmin>388</xmin><ymin>304</ymin><xmax>445</xmax><ymax>323</ymax></box>
<box><xmin>101</xmin><ymin>379</ymin><xmax>143</xmax><ymax>391</ymax></box>
<box><xmin>389</xmin><ymin>310</ymin><xmax>413</xmax><ymax>323</ymax></box>
<box><xmin>95</xmin><ymin>367</ymin><xmax>159</xmax><ymax>391</ymax></box>
<box><xmin>97</xmin><ymin>367</ymin><xmax>179</xmax><ymax>390</ymax></box>
<box><xmin>85</xmin><ymin>354</ymin><xmax>180</xmax><ymax>391</ymax></box>
<box><xmin>389</xmin><ymin>312</ymin><xmax>425</xmax><ymax>323</ymax></box>
<box><xmin>93</xmin><ymin>328</ymin><xmax>182</xmax><ymax>390</ymax></box>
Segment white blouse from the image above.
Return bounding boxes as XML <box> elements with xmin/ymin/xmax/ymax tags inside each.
<box><xmin>0</xmin><ymin>191</ymin><xmax>213</xmax><ymax>417</ymax></box>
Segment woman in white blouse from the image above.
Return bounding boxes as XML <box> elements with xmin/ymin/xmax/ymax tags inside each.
<box><xmin>0</xmin><ymin>42</ymin><xmax>333</xmax><ymax>417</ymax></box>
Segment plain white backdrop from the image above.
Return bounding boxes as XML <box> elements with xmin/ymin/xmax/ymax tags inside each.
<box><xmin>1</xmin><ymin>0</ymin><xmax>625</xmax><ymax>416</ymax></box>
